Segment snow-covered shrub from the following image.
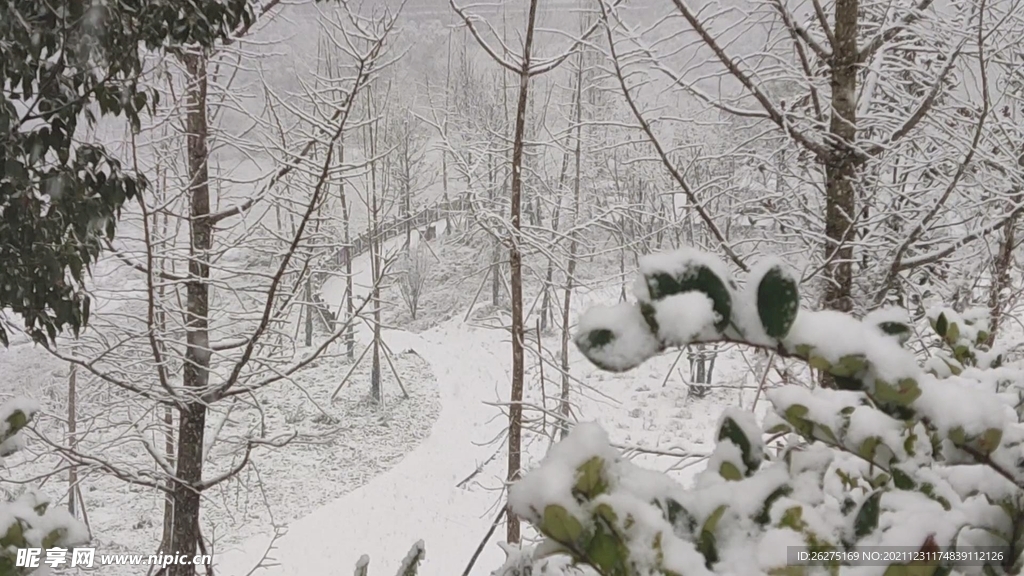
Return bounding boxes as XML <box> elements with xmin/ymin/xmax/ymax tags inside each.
<box><xmin>505</xmin><ymin>248</ymin><xmax>1024</xmax><ymax>575</ymax></box>
<box><xmin>0</xmin><ymin>399</ymin><xmax>88</xmax><ymax>574</ymax></box>
<box><xmin>353</xmin><ymin>540</ymin><xmax>424</xmax><ymax>576</ymax></box>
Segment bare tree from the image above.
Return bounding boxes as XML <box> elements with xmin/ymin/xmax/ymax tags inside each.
<box><xmin>449</xmin><ymin>0</ymin><xmax>610</xmax><ymax>544</ymax></box>
<box><xmin>32</xmin><ymin>7</ymin><xmax>399</xmax><ymax>572</ymax></box>
<box><xmin>598</xmin><ymin>0</ymin><xmax>1024</xmax><ymax>316</ymax></box>
<box><xmin>399</xmin><ymin>243</ymin><xmax>432</xmax><ymax>321</ymax></box>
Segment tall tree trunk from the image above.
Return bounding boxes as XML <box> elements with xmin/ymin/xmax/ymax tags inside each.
<box><xmin>338</xmin><ymin>142</ymin><xmax>355</xmax><ymax>361</ymax></box>
<box><xmin>442</xmin><ymin>21</ymin><xmax>453</xmax><ymax>232</ymax></box>
<box><xmin>505</xmin><ymin>0</ymin><xmax>539</xmax><ymax>545</ymax></box>
<box><xmin>158</xmin><ymin>203</ymin><xmax>175</xmax><ymax>556</ymax></box>
<box><xmin>986</xmin><ymin>213</ymin><xmax>1017</xmax><ymax>346</ymax></box>
<box><xmin>404</xmin><ymin>140</ymin><xmax>412</xmax><ymax>249</ymax></box>
<box><xmin>304</xmin><ymin>278</ymin><xmax>314</xmax><ymax>347</ymax></box>
<box><xmin>67</xmin><ymin>358</ymin><xmax>77</xmax><ymax>516</ymax></box>
<box><xmin>489</xmin><ymin>154</ymin><xmax>501</xmax><ymax>306</ymax></box>
<box><xmin>166</xmin><ymin>50</ymin><xmax>212</xmax><ymax>576</ymax></box>
<box><xmin>366</xmin><ymin>90</ymin><xmax>382</xmax><ymax>404</ymax></box>
<box><xmin>823</xmin><ymin>0</ymin><xmax>860</xmax><ymax>313</ymax></box>
<box><xmin>559</xmin><ymin>41</ymin><xmax>585</xmax><ymax>440</ymax></box>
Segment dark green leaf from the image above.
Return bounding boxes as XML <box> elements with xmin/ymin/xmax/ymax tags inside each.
<box><xmin>755</xmin><ymin>485</ymin><xmax>793</xmax><ymax>525</ymax></box>
<box><xmin>854</xmin><ymin>491</ymin><xmax>883</xmax><ymax>538</ymax></box>
<box><xmin>718</xmin><ymin>416</ymin><xmax>761</xmax><ymax>473</ymax></box>
<box><xmin>644</xmin><ymin>265</ymin><xmax>732</xmax><ymax>331</ymax></box>
<box><xmin>757</xmin><ymin>265</ymin><xmax>800</xmax><ymax>339</ymax></box>
<box><xmin>934</xmin><ymin>313</ymin><xmax>948</xmax><ymax>340</ymax></box>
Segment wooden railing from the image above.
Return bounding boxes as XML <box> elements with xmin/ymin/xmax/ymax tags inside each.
<box><xmin>325</xmin><ymin>194</ymin><xmax>469</xmax><ymax>271</ymax></box>
<box><xmin>310</xmin><ymin>194</ymin><xmax>468</xmax><ymax>331</ymax></box>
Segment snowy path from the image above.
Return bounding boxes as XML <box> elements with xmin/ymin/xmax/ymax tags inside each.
<box><xmin>216</xmin><ymin>224</ymin><xmax>514</xmax><ymax>575</ymax></box>
<box><xmin>215</xmin><ymin>322</ymin><xmax>512</xmax><ymax>575</ymax></box>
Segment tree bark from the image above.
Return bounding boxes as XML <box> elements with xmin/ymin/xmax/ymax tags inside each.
<box><xmin>505</xmin><ymin>0</ymin><xmax>539</xmax><ymax>545</ymax></box>
<box><xmin>823</xmin><ymin>0</ymin><xmax>861</xmax><ymax>313</ymax></box>
<box><xmin>366</xmin><ymin>90</ymin><xmax>382</xmax><ymax>404</ymax></box>
<box><xmin>304</xmin><ymin>278</ymin><xmax>313</xmax><ymax>347</ymax></box>
<box><xmin>559</xmin><ymin>39</ymin><xmax>586</xmax><ymax>440</ymax></box>
<box><xmin>986</xmin><ymin>213</ymin><xmax>1016</xmax><ymax>346</ymax></box>
<box><xmin>67</xmin><ymin>358</ymin><xmax>77</xmax><ymax>516</ymax></box>
<box><xmin>165</xmin><ymin>50</ymin><xmax>212</xmax><ymax>576</ymax></box>
<box><xmin>338</xmin><ymin>142</ymin><xmax>355</xmax><ymax>361</ymax></box>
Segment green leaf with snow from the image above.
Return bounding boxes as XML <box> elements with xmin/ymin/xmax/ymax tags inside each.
<box><xmin>878</xmin><ymin>321</ymin><xmax>912</xmax><ymax>345</ymax></box>
<box><xmin>891</xmin><ymin>467</ymin><xmax>916</xmax><ymax>490</ymax></box>
<box><xmin>541</xmin><ymin>505</ymin><xmax>584</xmax><ymax>545</ymax></box>
<box><xmin>858</xmin><ymin>437</ymin><xmax>881</xmax><ymax>462</ymax></box>
<box><xmin>947</xmin><ymin>426</ymin><xmax>968</xmax><ymax>446</ymax></box>
<box><xmin>976</xmin><ymin>428</ymin><xmax>1003</xmax><ymax>454</ymax></box>
<box><xmin>719</xmin><ymin>461</ymin><xmax>743</xmax><ymax>481</ymax></box>
<box><xmin>917</xmin><ymin>483</ymin><xmax>951</xmax><ymax>511</ymax></box>
<box><xmin>779</xmin><ymin>506</ymin><xmax>806</xmax><ymax>531</ymax></box>
<box><xmin>934</xmin><ymin>313</ymin><xmax>949</xmax><ymax>340</ymax></box>
<box><xmin>575</xmin><ymin>457</ymin><xmax>607</xmax><ymax>497</ymax></box>
<box><xmin>697</xmin><ymin>505</ymin><xmax>726</xmax><ymax>567</ymax></box>
<box><xmin>511</xmin><ymin>247</ymin><xmax>1024</xmax><ymax>576</ymax></box>
<box><xmin>854</xmin><ymin>491</ymin><xmax>883</xmax><ymax>538</ymax></box>
<box><xmin>808</xmin><ymin>355</ymin><xmax>832</xmax><ymax>372</ymax></box>
<box><xmin>639</xmin><ymin>302</ymin><xmax>659</xmax><ymax>335</ymax></box>
<box><xmin>794</xmin><ymin>344</ymin><xmax>814</xmax><ymax>358</ymax></box>
<box><xmin>717</xmin><ymin>415</ymin><xmax>762</xmax><ymax>473</ymax></box>
<box><xmin>4</xmin><ymin>408</ymin><xmax>32</xmax><ymax>438</ymax></box>
<box><xmin>595</xmin><ymin>503</ymin><xmax>618</xmax><ymax>525</ymax></box>
<box><xmin>946</xmin><ymin>322</ymin><xmax>960</xmax><ymax>345</ymax></box>
<box><xmin>756</xmin><ymin>265</ymin><xmax>799</xmax><ymax>339</ymax></box>
<box><xmin>657</xmin><ymin>498</ymin><xmax>696</xmax><ymax>536</ymax></box>
<box><xmin>874</xmin><ymin>378</ymin><xmax>921</xmax><ymax>406</ymax></box>
<box><xmin>41</xmin><ymin>527</ymin><xmax>66</xmax><ymax>550</ymax></box>
<box><xmin>814</xmin><ymin>423</ymin><xmax>840</xmax><ymax>445</ymax></box>
<box><xmin>1</xmin><ymin>518</ymin><xmax>25</xmax><ymax>548</ymax></box>
<box><xmin>831</xmin><ymin>355</ymin><xmax>867</xmax><ymax>377</ymax></box>
<box><xmin>755</xmin><ymin>485</ymin><xmax>793</xmax><ymax>525</ymax></box>
<box><xmin>644</xmin><ymin>265</ymin><xmax>732</xmax><ymax>331</ymax></box>
<box><xmin>585</xmin><ymin>523</ymin><xmax>628</xmax><ymax>574</ymax></box>
<box><xmin>782</xmin><ymin>404</ymin><xmax>814</xmax><ymax>438</ymax></box>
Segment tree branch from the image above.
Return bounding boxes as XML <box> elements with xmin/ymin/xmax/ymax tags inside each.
<box><xmin>600</xmin><ymin>1</ymin><xmax>749</xmax><ymax>271</ymax></box>
<box><xmin>857</xmin><ymin>0</ymin><xmax>936</xmax><ymax>63</ymax></box>
<box><xmin>667</xmin><ymin>0</ymin><xmax>831</xmax><ymax>159</ymax></box>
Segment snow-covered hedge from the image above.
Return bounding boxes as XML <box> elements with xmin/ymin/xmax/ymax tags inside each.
<box><xmin>353</xmin><ymin>541</ymin><xmax>425</xmax><ymax>576</ymax></box>
<box><xmin>0</xmin><ymin>399</ymin><xmax>88</xmax><ymax>575</ymax></box>
<box><xmin>503</xmin><ymin>249</ymin><xmax>1024</xmax><ymax>576</ymax></box>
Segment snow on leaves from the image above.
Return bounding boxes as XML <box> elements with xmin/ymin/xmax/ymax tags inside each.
<box><xmin>351</xmin><ymin>541</ymin><xmax>425</xmax><ymax>576</ymax></box>
<box><xmin>522</xmin><ymin>247</ymin><xmax>1024</xmax><ymax>575</ymax></box>
<box><xmin>575</xmin><ymin>249</ymin><xmax>800</xmax><ymax>373</ymax></box>
<box><xmin>0</xmin><ymin>399</ymin><xmax>88</xmax><ymax>575</ymax></box>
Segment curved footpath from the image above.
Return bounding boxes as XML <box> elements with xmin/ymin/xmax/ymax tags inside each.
<box><xmin>215</xmin><ymin>320</ymin><xmax>513</xmax><ymax>575</ymax></box>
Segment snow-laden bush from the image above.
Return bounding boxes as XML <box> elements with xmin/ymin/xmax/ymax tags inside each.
<box><xmin>0</xmin><ymin>399</ymin><xmax>88</xmax><ymax>575</ymax></box>
<box><xmin>353</xmin><ymin>540</ymin><xmax>425</xmax><ymax>576</ymax></box>
<box><xmin>503</xmin><ymin>248</ymin><xmax>1024</xmax><ymax>576</ymax></box>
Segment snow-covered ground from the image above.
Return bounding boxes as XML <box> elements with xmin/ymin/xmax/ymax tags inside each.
<box><xmin>215</xmin><ymin>321</ymin><xmax>514</xmax><ymax>575</ymax></box>
<box><xmin>3</xmin><ymin>220</ymin><xmax>758</xmax><ymax>576</ymax></box>
<box><xmin>213</xmin><ymin>229</ymin><xmax>759</xmax><ymax>575</ymax></box>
